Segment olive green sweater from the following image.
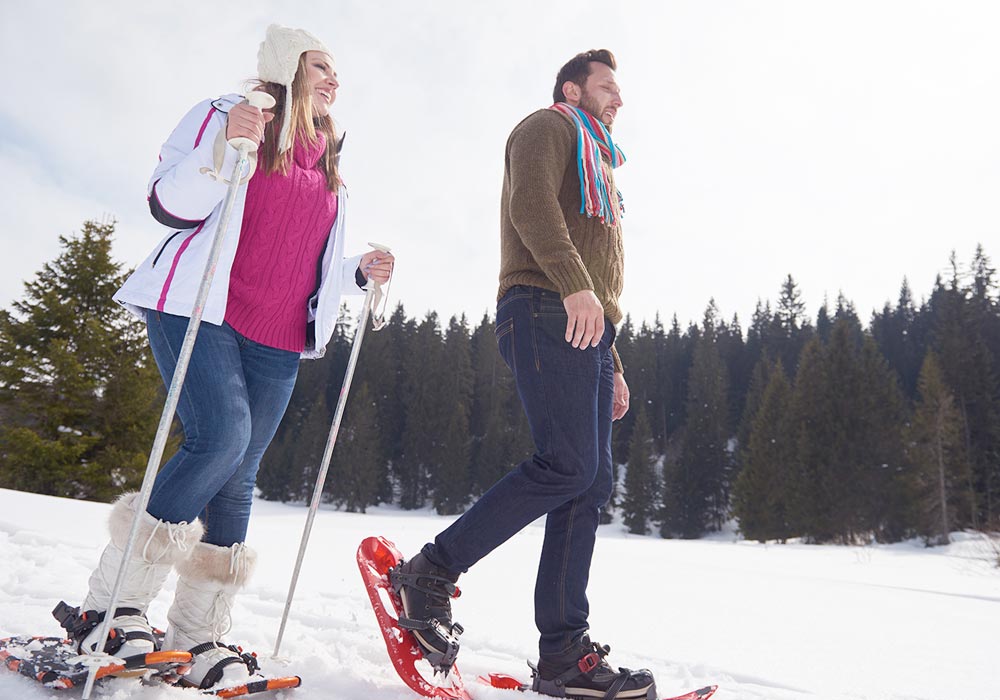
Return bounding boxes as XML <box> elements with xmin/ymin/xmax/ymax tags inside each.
<box><xmin>498</xmin><ymin>109</ymin><xmax>625</xmax><ymax>372</ymax></box>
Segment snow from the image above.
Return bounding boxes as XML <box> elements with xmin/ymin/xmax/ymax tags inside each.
<box><xmin>0</xmin><ymin>488</ymin><xmax>997</xmax><ymax>700</ymax></box>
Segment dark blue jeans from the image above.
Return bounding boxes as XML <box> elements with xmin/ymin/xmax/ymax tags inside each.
<box><xmin>144</xmin><ymin>311</ymin><xmax>299</xmax><ymax>547</ymax></box>
<box><xmin>423</xmin><ymin>285</ymin><xmax>616</xmax><ymax>655</ymax></box>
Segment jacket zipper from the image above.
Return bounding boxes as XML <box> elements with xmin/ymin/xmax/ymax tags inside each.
<box><xmin>152</xmin><ymin>231</ymin><xmax>183</xmax><ymax>268</ymax></box>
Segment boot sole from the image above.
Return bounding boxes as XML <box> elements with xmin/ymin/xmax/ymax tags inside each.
<box><xmin>563</xmin><ymin>683</ymin><xmax>656</xmax><ymax>700</ymax></box>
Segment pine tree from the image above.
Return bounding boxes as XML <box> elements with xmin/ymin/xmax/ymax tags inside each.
<box><xmin>659</xmin><ymin>315</ymin><xmax>690</xmax><ymax>442</ymax></box>
<box><xmin>871</xmin><ymin>278</ymin><xmax>924</xmax><ymax>399</ymax></box>
<box><xmin>720</xmin><ymin>312</ymin><xmax>750</xmax><ymax>432</ymax></box>
<box><xmin>662</xmin><ymin>304</ymin><xmax>731</xmax><ymax>537</ymax></box>
<box><xmin>287</xmin><ymin>390</ymin><xmax>333</xmax><ymax>501</ymax></box>
<box><xmin>787</xmin><ymin>320</ymin><xmax>908</xmax><ymax>543</ymax></box>
<box><xmin>855</xmin><ymin>335</ymin><xmax>910</xmax><ymax>541</ymax></box>
<box><xmin>965</xmin><ymin>246</ymin><xmax>1000</xmax><ymax>524</ymax></box>
<box><xmin>327</xmin><ymin>381</ymin><xmax>381</xmax><ymax>512</ymax></box>
<box><xmin>735</xmin><ymin>352</ymin><xmax>774</xmax><ymax>463</ymax></box>
<box><xmin>350</xmin><ymin>302</ymin><xmax>409</xmax><ymax>504</ymax></box>
<box><xmin>733</xmin><ymin>360</ymin><xmax>794</xmax><ymax>542</ymax></box>
<box><xmin>784</xmin><ymin>336</ymin><xmax>835</xmax><ymax>540</ymax></box>
<box><xmin>907</xmin><ymin>352</ymin><xmax>973</xmax><ymax>544</ymax></box>
<box><xmin>430</xmin><ymin>316</ymin><xmax>473</xmax><ymax>515</ymax></box>
<box><xmin>930</xmin><ymin>257</ymin><xmax>1000</xmax><ymax>527</ymax></box>
<box><xmin>622</xmin><ymin>405</ymin><xmax>656</xmax><ymax>535</ymax></box>
<box><xmin>468</xmin><ymin>313</ymin><xmax>527</xmax><ymax>497</ymax></box>
<box><xmin>257</xmin><ymin>310</ymin><xmax>351</xmax><ymax>502</ymax></box>
<box><xmin>0</xmin><ymin>220</ymin><xmax>164</xmax><ymax>501</ymax></box>
<box><xmin>768</xmin><ymin>275</ymin><xmax>813</xmax><ymax>375</ymax></box>
<box><xmin>815</xmin><ymin>297</ymin><xmax>832</xmax><ymax>343</ymax></box>
<box><xmin>397</xmin><ymin>312</ymin><xmax>446</xmax><ymax>509</ymax></box>
<box><xmin>611</xmin><ymin>315</ymin><xmax>635</xmax><ymax>458</ymax></box>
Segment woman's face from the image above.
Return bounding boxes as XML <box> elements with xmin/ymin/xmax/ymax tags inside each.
<box><xmin>304</xmin><ymin>51</ymin><xmax>338</xmax><ymax>117</ymax></box>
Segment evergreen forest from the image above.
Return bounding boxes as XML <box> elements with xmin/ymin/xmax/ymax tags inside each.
<box><xmin>2</xmin><ymin>220</ymin><xmax>998</xmax><ymax>546</ymax></box>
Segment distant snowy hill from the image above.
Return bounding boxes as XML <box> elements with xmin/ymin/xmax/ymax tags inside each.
<box><xmin>0</xmin><ymin>488</ymin><xmax>996</xmax><ymax>700</ymax></box>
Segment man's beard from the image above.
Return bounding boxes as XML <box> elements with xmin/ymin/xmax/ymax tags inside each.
<box><xmin>579</xmin><ymin>92</ymin><xmax>612</xmax><ymax>130</ymax></box>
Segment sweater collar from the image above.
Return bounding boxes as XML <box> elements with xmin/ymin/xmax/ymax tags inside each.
<box><xmin>293</xmin><ymin>131</ymin><xmax>327</xmax><ymax>168</ymax></box>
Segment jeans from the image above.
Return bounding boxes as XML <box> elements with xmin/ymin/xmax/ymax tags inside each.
<box><xmin>424</xmin><ymin>285</ymin><xmax>616</xmax><ymax>655</ymax></box>
<box><xmin>144</xmin><ymin>311</ymin><xmax>299</xmax><ymax>547</ymax></box>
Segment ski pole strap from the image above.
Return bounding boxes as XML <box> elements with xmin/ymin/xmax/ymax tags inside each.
<box><xmin>371</xmin><ymin>278</ymin><xmax>388</xmax><ymax>331</ymax></box>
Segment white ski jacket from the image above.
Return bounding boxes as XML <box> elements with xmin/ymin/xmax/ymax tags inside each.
<box><xmin>114</xmin><ymin>93</ymin><xmax>363</xmax><ymax>359</ymax></box>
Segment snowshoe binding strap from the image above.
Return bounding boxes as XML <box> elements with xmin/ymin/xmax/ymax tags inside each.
<box><xmin>389</xmin><ymin>563</ymin><xmax>463</xmax><ymax>673</ymax></box>
<box><xmin>530</xmin><ymin>642</ymin><xmax>654</xmax><ymax>700</ymax></box>
<box><xmin>188</xmin><ymin>642</ymin><xmax>260</xmax><ymax>690</ymax></box>
<box><xmin>52</xmin><ymin>601</ymin><xmax>155</xmax><ymax>656</ymax></box>
<box><xmin>396</xmin><ymin>615</ymin><xmax>462</xmax><ymax>672</ymax></box>
<box><xmin>389</xmin><ymin>567</ymin><xmax>461</xmax><ymax>601</ymax></box>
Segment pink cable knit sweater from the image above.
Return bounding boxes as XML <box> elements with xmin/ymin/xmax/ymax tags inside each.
<box><xmin>225</xmin><ymin>133</ymin><xmax>338</xmax><ymax>352</ymax></box>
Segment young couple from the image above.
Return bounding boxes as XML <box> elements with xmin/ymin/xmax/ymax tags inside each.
<box><xmin>60</xmin><ymin>23</ymin><xmax>654</xmax><ymax>700</ymax></box>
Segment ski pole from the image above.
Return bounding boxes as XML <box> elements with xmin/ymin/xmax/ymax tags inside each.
<box><xmin>273</xmin><ymin>245</ymin><xmax>391</xmax><ymax>659</ymax></box>
<box><xmin>81</xmin><ymin>91</ymin><xmax>276</xmax><ymax>700</ymax></box>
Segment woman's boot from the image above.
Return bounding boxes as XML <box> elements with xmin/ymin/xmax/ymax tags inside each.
<box><xmin>54</xmin><ymin>492</ymin><xmax>203</xmax><ymax>658</ymax></box>
<box><xmin>164</xmin><ymin>541</ymin><xmax>261</xmax><ymax>690</ymax></box>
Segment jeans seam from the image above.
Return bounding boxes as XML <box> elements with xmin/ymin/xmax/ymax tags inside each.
<box><xmin>498</xmin><ymin>291</ymin><xmax>532</xmax><ymax>312</ymax></box>
<box><xmin>531</xmin><ymin>310</ymin><xmax>542</xmax><ymax>373</ymax></box>
<box><xmin>153</xmin><ymin>313</ymin><xmax>201</xmax><ymax>446</ymax></box>
<box><xmin>558</xmin><ymin>497</ymin><xmax>578</xmax><ymax>644</ymax></box>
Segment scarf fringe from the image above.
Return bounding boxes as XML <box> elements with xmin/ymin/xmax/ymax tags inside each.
<box><xmin>550</xmin><ymin>102</ymin><xmax>625</xmax><ymax>226</ymax></box>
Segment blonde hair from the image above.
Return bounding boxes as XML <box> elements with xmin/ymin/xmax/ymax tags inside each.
<box><xmin>252</xmin><ymin>53</ymin><xmax>340</xmax><ymax>191</ymax></box>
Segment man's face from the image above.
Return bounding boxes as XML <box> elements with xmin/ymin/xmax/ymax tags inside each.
<box><xmin>574</xmin><ymin>62</ymin><xmax>623</xmax><ymax>129</ymax></box>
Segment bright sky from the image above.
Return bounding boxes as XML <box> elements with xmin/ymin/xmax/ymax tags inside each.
<box><xmin>2</xmin><ymin>1</ymin><xmax>998</xmax><ymax>333</ymax></box>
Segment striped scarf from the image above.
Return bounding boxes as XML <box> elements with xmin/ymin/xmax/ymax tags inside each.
<box><xmin>549</xmin><ymin>102</ymin><xmax>626</xmax><ymax>226</ymax></box>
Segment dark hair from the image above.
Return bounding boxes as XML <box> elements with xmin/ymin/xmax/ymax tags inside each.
<box><xmin>552</xmin><ymin>49</ymin><xmax>617</xmax><ymax>104</ymax></box>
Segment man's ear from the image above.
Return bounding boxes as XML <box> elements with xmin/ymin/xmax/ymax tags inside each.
<box><xmin>561</xmin><ymin>80</ymin><xmax>581</xmax><ymax>104</ymax></box>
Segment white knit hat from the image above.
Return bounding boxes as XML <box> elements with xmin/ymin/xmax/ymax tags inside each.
<box><xmin>257</xmin><ymin>24</ymin><xmax>334</xmax><ymax>153</ymax></box>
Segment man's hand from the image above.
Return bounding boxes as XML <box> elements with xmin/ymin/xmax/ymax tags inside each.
<box><xmin>613</xmin><ymin>372</ymin><xmax>630</xmax><ymax>421</ymax></box>
<box><xmin>563</xmin><ymin>289</ymin><xmax>605</xmax><ymax>349</ymax></box>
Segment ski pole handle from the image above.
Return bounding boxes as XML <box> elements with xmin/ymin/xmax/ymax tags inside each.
<box><xmin>228</xmin><ymin>91</ymin><xmax>276</xmax><ymax>154</ymax></box>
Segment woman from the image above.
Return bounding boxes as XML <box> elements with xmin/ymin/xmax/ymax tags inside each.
<box><xmin>53</xmin><ymin>25</ymin><xmax>394</xmax><ymax>690</ymax></box>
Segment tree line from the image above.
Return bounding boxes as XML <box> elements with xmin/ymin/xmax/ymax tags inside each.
<box><xmin>1</xmin><ymin>220</ymin><xmax>997</xmax><ymax>546</ymax></box>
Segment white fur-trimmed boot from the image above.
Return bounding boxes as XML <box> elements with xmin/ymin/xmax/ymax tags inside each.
<box><xmin>53</xmin><ymin>492</ymin><xmax>203</xmax><ymax>658</ymax></box>
<box><xmin>164</xmin><ymin>541</ymin><xmax>261</xmax><ymax>690</ymax></box>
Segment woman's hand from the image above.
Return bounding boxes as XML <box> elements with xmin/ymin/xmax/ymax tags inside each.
<box><xmin>359</xmin><ymin>249</ymin><xmax>395</xmax><ymax>284</ymax></box>
<box><xmin>225</xmin><ymin>100</ymin><xmax>274</xmax><ymax>146</ymax></box>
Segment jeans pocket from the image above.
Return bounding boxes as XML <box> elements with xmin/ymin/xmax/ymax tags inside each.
<box><xmin>531</xmin><ymin>312</ymin><xmax>601</xmax><ymax>378</ymax></box>
<box><xmin>495</xmin><ymin>316</ymin><xmax>515</xmax><ymax>372</ymax></box>
<box><xmin>536</xmin><ymin>296</ymin><xmax>566</xmax><ymax>316</ymax></box>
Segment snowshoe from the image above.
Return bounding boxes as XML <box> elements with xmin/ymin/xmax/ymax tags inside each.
<box><xmin>480</xmin><ymin>673</ymin><xmax>718</xmax><ymax>700</ymax></box>
<box><xmin>0</xmin><ymin>634</ymin><xmax>191</xmax><ymax>689</ymax></box>
<box><xmin>357</xmin><ymin>535</ymin><xmax>471</xmax><ymax>700</ymax></box>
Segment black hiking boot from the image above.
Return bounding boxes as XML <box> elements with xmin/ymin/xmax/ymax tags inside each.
<box><xmin>531</xmin><ymin>635</ymin><xmax>657</xmax><ymax>699</ymax></box>
<box><xmin>389</xmin><ymin>552</ymin><xmax>463</xmax><ymax>673</ymax></box>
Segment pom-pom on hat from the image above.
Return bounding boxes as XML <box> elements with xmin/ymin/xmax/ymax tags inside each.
<box><xmin>257</xmin><ymin>24</ymin><xmax>334</xmax><ymax>153</ymax></box>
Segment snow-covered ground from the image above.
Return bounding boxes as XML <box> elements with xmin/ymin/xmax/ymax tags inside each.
<box><xmin>0</xmin><ymin>487</ymin><xmax>997</xmax><ymax>700</ymax></box>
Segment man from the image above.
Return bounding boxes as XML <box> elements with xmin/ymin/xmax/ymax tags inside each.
<box><xmin>391</xmin><ymin>50</ymin><xmax>656</xmax><ymax>700</ymax></box>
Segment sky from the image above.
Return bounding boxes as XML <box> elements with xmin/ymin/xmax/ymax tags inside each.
<box><xmin>2</xmin><ymin>488</ymin><xmax>998</xmax><ymax>699</ymax></box>
<box><xmin>2</xmin><ymin>1</ymin><xmax>999</xmax><ymax>336</ymax></box>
